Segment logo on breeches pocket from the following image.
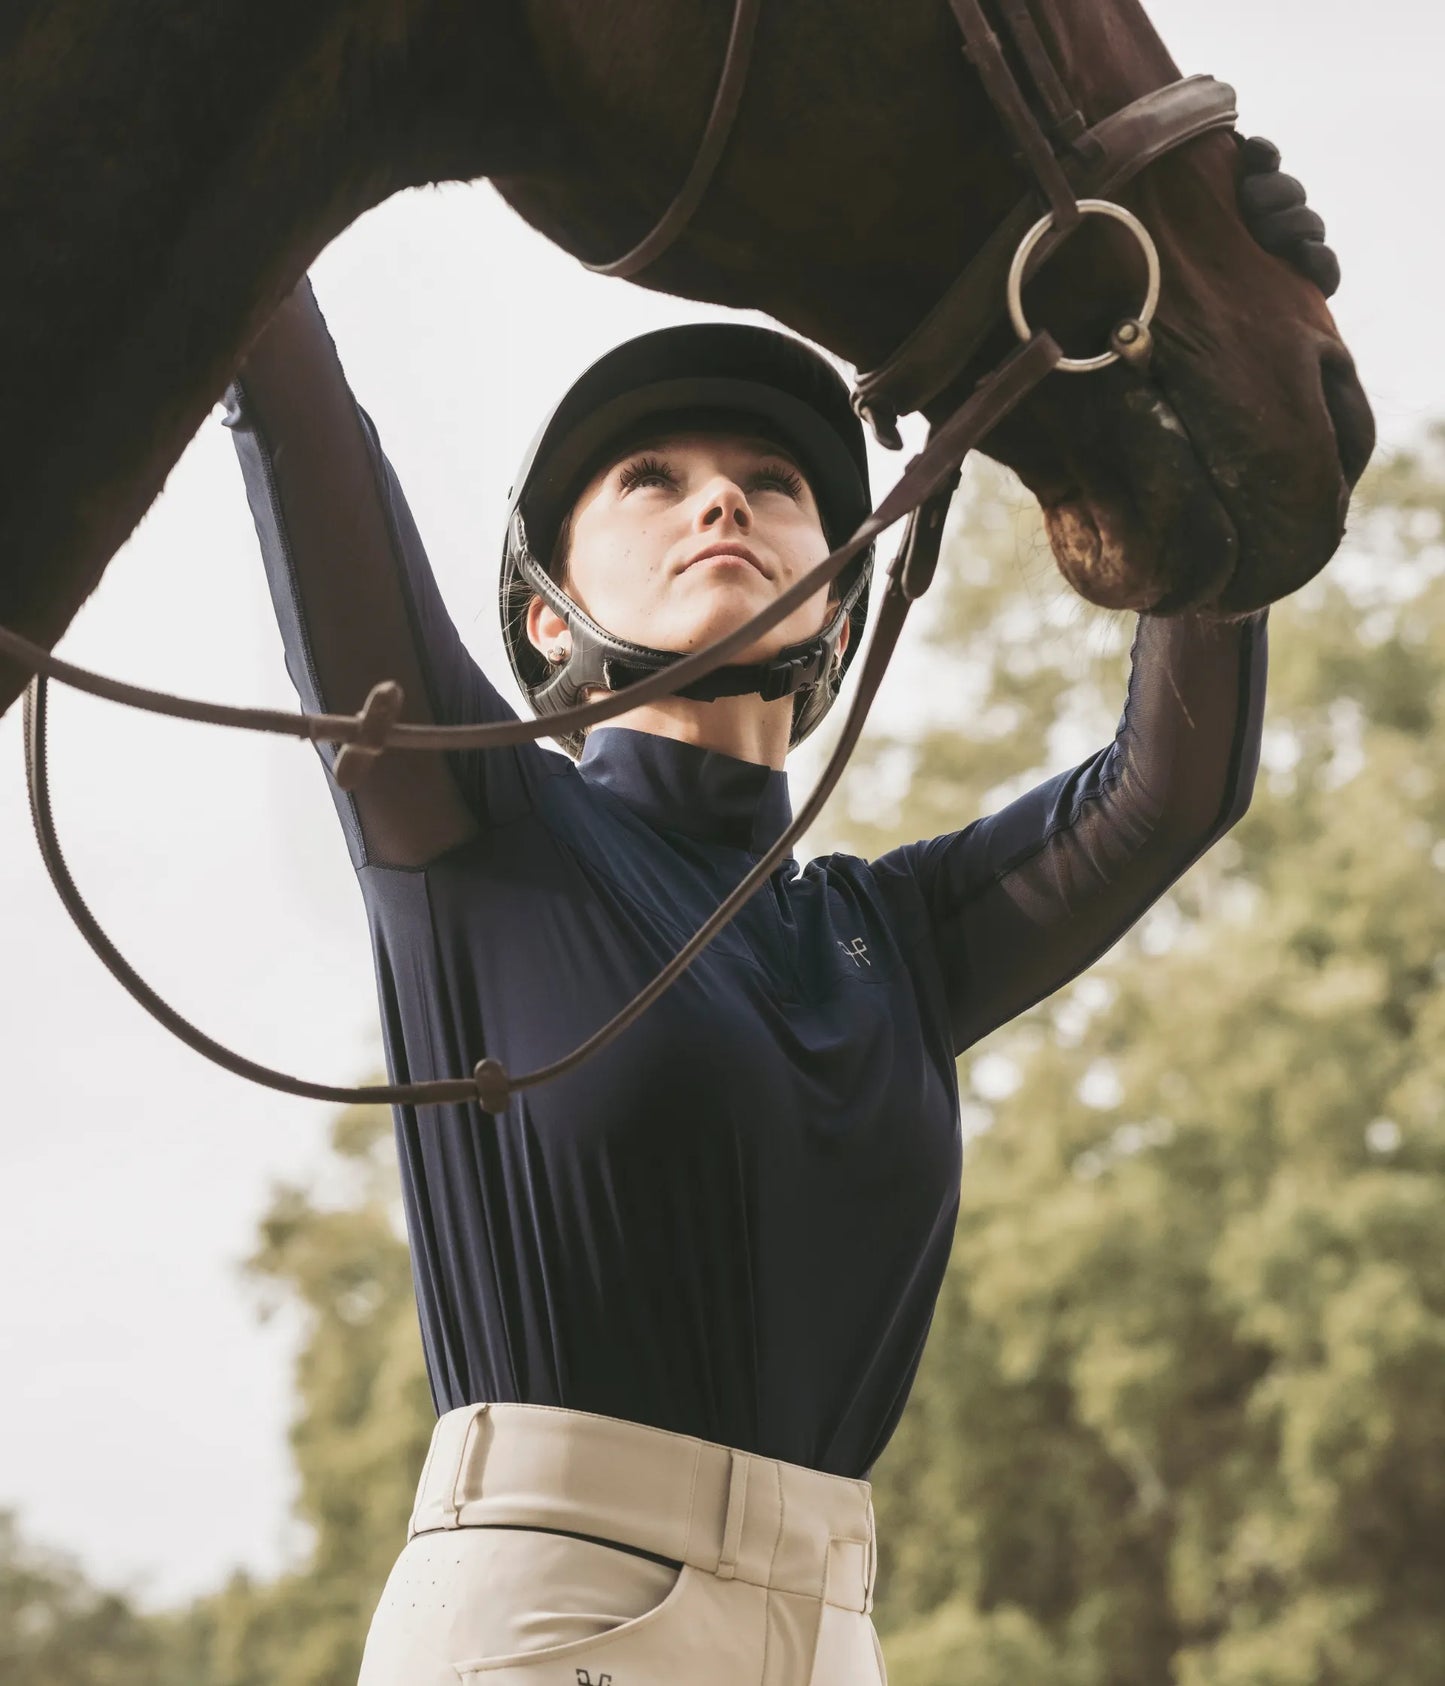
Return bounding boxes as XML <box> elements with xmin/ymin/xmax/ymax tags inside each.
<box><xmin>575</xmin><ymin>1671</ymin><xmax>613</xmax><ymax>1685</ymax></box>
<box><xmin>837</xmin><ymin>936</ymin><xmax>871</xmax><ymax>967</ymax></box>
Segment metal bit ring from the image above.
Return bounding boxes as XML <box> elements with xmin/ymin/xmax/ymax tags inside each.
<box><xmin>1007</xmin><ymin>199</ymin><xmax>1162</xmax><ymax>374</ymax></box>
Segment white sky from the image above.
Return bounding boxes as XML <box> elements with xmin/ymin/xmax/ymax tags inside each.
<box><xmin>0</xmin><ymin>0</ymin><xmax>1437</xmax><ymax>1608</ymax></box>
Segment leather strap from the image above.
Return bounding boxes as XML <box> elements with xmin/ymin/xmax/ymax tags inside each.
<box><xmin>896</xmin><ymin>480</ymin><xmax>963</xmax><ymax>604</ymax></box>
<box><xmin>994</xmin><ymin>0</ymin><xmax>1084</xmax><ymax>145</ymax></box>
<box><xmin>952</xmin><ymin>0</ymin><xmax>1080</xmax><ymax>231</ymax></box>
<box><xmin>15</xmin><ymin>334</ymin><xmax>1062</xmax><ymax>1112</ymax></box>
<box><xmin>21</xmin><ymin>675</ymin><xmax>481</xmax><ymax>1106</ymax></box>
<box><xmin>853</xmin><ymin>74</ymin><xmax>1237</xmax><ymax>428</ymax></box>
<box><xmin>582</xmin><ymin>0</ymin><xmax>762</xmax><ymax>279</ymax></box>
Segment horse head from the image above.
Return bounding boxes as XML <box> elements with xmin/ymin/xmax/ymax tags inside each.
<box><xmin>496</xmin><ymin>0</ymin><xmax>1373</xmax><ymax>617</ymax></box>
<box><xmin>950</xmin><ymin>0</ymin><xmax>1376</xmax><ymax>617</ymax></box>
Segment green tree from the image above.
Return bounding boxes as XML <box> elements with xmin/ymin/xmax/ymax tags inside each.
<box><xmin>0</xmin><ymin>1509</ymin><xmax>187</xmax><ymax>1686</ymax></box>
<box><xmin>856</xmin><ymin>441</ymin><xmax>1445</xmax><ymax>1685</ymax></box>
<box><xmin>171</xmin><ymin>1104</ymin><xmax>434</xmax><ymax>1686</ymax></box>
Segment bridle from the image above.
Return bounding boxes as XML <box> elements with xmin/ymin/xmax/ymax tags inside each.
<box><xmin>587</xmin><ymin>0</ymin><xmax>1236</xmax><ymax>445</ymax></box>
<box><xmin>7</xmin><ymin>0</ymin><xmax>1238</xmax><ymax>1115</ymax></box>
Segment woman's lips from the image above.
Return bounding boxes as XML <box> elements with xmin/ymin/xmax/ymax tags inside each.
<box><xmin>692</xmin><ymin>555</ymin><xmax>762</xmax><ymax>574</ymax></box>
<box><xmin>683</xmin><ymin>543</ymin><xmax>769</xmax><ymax>578</ymax></box>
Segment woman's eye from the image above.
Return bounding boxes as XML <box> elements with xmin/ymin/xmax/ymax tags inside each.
<box><xmin>618</xmin><ymin>456</ymin><xmax>677</xmax><ymax>493</ymax></box>
<box><xmin>616</xmin><ymin>455</ymin><xmax>804</xmax><ymax>499</ymax></box>
<box><xmin>753</xmin><ymin>466</ymin><xmax>805</xmax><ymax>499</ymax></box>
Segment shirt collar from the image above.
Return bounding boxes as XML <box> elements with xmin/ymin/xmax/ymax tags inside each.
<box><xmin>578</xmin><ymin>727</ymin><xmax>793</xmax><ymax>856</ymax></box>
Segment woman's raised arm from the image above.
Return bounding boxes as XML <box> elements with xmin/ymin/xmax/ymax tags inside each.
<box><xmin>225</xmin><ymin>278</ymin><xmax>541</xmax><ymax>870</ymax></box>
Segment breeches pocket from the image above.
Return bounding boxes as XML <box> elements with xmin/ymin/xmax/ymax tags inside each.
<box><xmin>359</xmin><ymin>1527</ymin><xmax>684</xmax><ymax>1684</ymax></box>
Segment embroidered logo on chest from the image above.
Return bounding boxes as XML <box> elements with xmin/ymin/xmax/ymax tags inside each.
<box><xmin>837</xmin><ymin>936</ymin><xmax>871</xmax><ymax>967</ymax></box>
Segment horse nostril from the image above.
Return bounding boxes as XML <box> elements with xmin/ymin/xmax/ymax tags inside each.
<box><xmin>1320</xmin><ymin>348</ymin><xmax>1376</xmax><ymax>492</ymax></box>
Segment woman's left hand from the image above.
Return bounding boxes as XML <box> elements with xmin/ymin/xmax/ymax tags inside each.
<box><xmin>1236</xmin><ymin>135</ymin><xmax>1341</xmax><ymax>299</ymax></box>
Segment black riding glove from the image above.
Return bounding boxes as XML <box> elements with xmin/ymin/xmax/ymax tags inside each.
<box><xmin>1236</xmin><ymin>135</ymin><xmax>1341</xmax><ymax>299</ymax></box>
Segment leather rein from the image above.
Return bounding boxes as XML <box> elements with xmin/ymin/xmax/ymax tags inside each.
<box><xmin>9</xmin><ymin>0</ymin><xmax>1237</xmax><ymax>1114</ymax></box>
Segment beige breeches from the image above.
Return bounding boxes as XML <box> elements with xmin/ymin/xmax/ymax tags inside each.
<box><xmin>358</xmin><ymin>1401</ymin><xmax>888</xmax><ymax>1685</ymax></box>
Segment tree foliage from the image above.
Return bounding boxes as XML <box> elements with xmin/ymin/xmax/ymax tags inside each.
<box><xmin>162</xmin><ymin>1105</ymin><xmax>432</xmax><ymax>1686</ymax></box>
<box><xmin>859</xmin><ymin>439</ymin><xmax>1445</xmax><ymax>1685</ymax></box>
<box><xmin>0</xmin><ymin>1511</ymin><xmax>184</xmax><ymax>1686</ymax></box>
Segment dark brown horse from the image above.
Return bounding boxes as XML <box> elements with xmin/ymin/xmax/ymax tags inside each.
<box><xmin>0</xmin><ymin>0</ymin><xmax>1373</xmax><ymax>720</ymax></box>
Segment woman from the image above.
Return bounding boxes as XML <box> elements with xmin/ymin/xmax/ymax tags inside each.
<box><xmin>224</xmin><ymin>145</ymin><xmax>1334</xmax><ymax>1686</ymax></box>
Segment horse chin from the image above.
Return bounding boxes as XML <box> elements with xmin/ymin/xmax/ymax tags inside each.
<box><xmin>1033</xmin><ymin>384</ymin><xmax>1241</xmax><ymax>616</ymax></box>
<box><xmin>1041</xmin><ymin>483</ymin><xmax>1238</xmax><ymax>617</ymax></box>
<box><xmin>1043</xmin><ymin>497</ymin><xmax>1137</xmax><ymax>610</ymax></box>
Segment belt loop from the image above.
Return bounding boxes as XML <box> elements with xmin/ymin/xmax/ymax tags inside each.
<box><xmin>445</xmin><ymin>1403</ymin><xmax>490</xmax><ymax>1528</ymax></box>
<box><xmin>863</xmin><ymin>1496</ymin><xmax>877</xmax><ymax>1614</ymax></box>
<box><xmin>715</xmin><ymin>1450</ymin><xmax>750</xmax><ymax>1581</ymax></box>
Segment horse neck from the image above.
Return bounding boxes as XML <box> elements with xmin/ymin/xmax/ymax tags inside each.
<box><xmin>495</xmin><ymin>3</ymin><xmax>1021</xmax><ymax>375</ymax></box>
<box><xmin>0</xmin><ymin>1</ymin><xmax>524</xmax><ymax>702</ymax></box>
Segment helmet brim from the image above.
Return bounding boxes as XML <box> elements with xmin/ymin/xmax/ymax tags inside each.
<box><xmin>507</xmin><ymin>323</ymin><xmax>871</xmax><ymax>564</ymax></box>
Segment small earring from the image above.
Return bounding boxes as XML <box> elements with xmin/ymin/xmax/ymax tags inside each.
<box><xmin>547</xmin><ymin>645</ymin><xmax>568</xmax><ymax>665</ymax></box>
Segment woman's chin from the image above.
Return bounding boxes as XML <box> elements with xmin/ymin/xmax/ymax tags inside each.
<box><xmin>658</xmin><ymin>581</ymin><xmax>828</xmax><ymax>663</ymax></box>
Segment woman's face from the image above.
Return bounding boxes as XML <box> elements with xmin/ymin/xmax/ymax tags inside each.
<box><xmin>548</xmin><ymin>430</ymin><xmax>840</xmax><ymax>664</ymax></box>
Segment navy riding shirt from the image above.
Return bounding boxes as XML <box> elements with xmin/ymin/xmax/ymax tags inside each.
<box><xmin>224</xmin><ymin>280</ymin><xmax>1267</xmax><ymax>1481</ymax></box>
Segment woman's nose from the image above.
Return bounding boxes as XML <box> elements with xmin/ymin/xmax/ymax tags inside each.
<box><xmin>695</xmin><ymin>480</ymin><xmax>751</xmax><ymax>532</ymax></box>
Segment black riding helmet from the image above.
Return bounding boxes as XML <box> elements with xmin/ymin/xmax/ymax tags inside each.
<box><xmin>499</xmin><ymin>323</ymin><xmax>874</xmax><ymax>759</ymax></box>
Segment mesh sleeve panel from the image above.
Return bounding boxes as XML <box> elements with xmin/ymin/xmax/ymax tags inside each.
<box><xmin>872</xmin><ymin>609</ymin><xmax>1267</xmax><ymax>1056</ymax></box>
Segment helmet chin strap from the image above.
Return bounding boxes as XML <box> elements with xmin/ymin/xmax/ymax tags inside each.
<box><xmin>515</xmin><ymin>517</ymin><xmax>863</xmax><ymax>717</ymax></box>
<box><xmin>537</xmin><ymin>601</ymin><xmax>848</xmax><ymax>711</ymax></box>
<box><xmin>544</xmin><ymin>638</ymin><xmax>843</xmax><ymax>694</ymax></box>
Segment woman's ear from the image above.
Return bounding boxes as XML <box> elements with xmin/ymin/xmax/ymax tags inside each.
<box><xmin>526</xmin><ymin>594</ymin><xmax>571</xmax><ymax>662</ymax></box>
